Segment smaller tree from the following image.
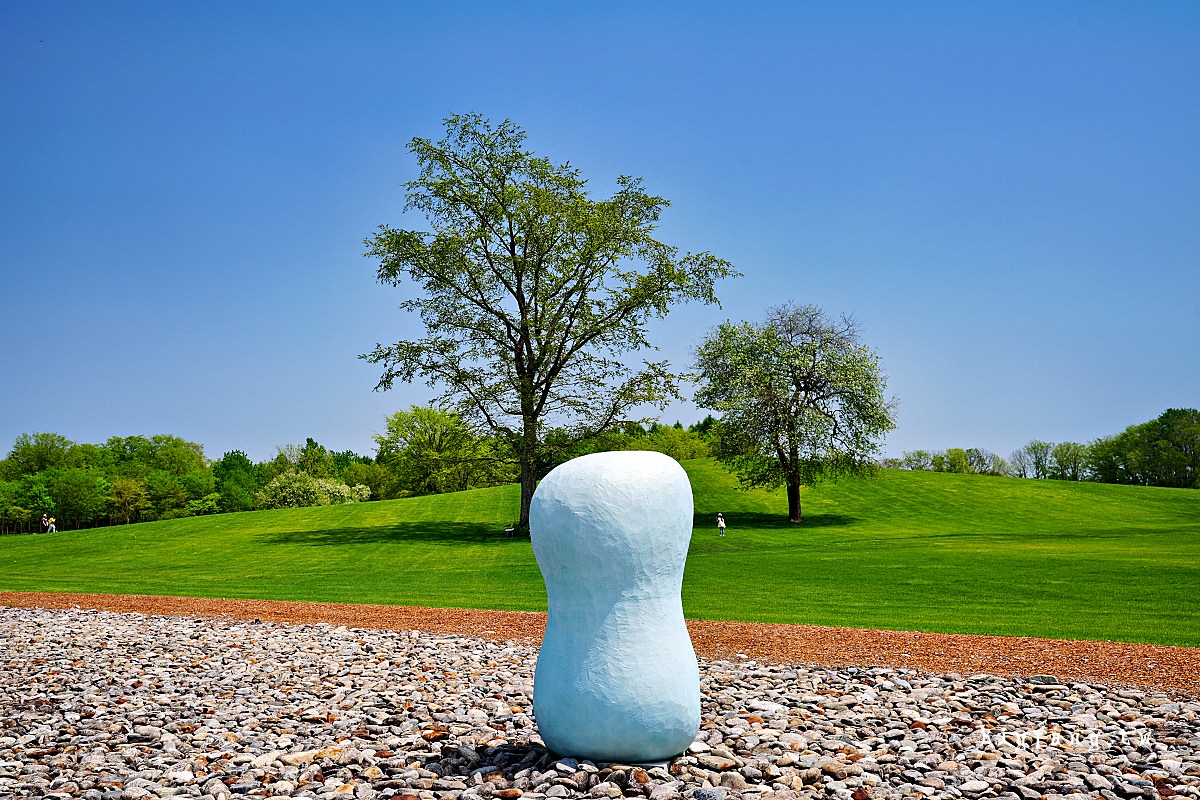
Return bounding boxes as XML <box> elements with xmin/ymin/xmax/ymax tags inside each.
<box><xmin>331</xmin><ymin>449</ymin><xmax>372</xmax><ymax>480</ymax></box>
<box><xmin>980</xmin><ymin>450</ymin><xmax>1009</xmax><ymax>476</ymax></box>
<box><xmin>342</xmin><ymin>461</ymin><xmax>395</xmax><ymax>500</ymax></box>
<box><xmin>14</xmin><ymin>474</ymin><xmax>53</xmax><ymax>521</ymax></box>
<box><xmin>48</xmin><ymin>468</ymin><xmax>112</xmax><ymax>530</ymax></box>
<box><xmin>962</xmin><ymin>447</ymin><xmax>1006</xmax><ymax>476</ymax></box>
<box><xmin>268</xmin><ymin>439</ymin><xmax>337</xmax><ymax>480</ymax></box>
<box><xmin>693</xmin><ymin>303</ymin><xmax>898</xmax><ymax>523</ymax></box>
<box><xmin>213</xmin><ymin>450</ymin><xmax>260</xmax><ymax>513</ymax></box>
<box><xmin>688</xmin><ymin>415</ymin><xmax>718</xmax><ymax>441</ymax></box>
<box><xmin>2</xmin><ymin>432</ymin><xmax>81</xmax><ymax>479</ymax></box>
<box><xmin>1007</xmin><ymin>446</ymin><xmax>1032</xmax><ymax>478</ymax></box>
<box><xmin>1049</xmin><ymin>441</ymin><xmax>1089</xmax><ymax>481</ymax></box>
<box><xmin>375</xmin><ymin>406</ymin><xmax>513</xmax><ymax>496</ymax></box>
<box><xmin>107</xmin><ymin>476</ymin><xmax>151</xmax><ymax>524</ymax></box>
<box><xmin>145</xmin><ymin>470</ymin><xmax>188</xmax><ymax>519</ymax></box>
<box><xmin>630</xmin><ymin>424</ymin><xmax>709</xmax><ymax>462</ymax></box>
<box><xmin>944</xmin><ymin>448</ymin><xmax>973</xmax><ymax>474</ymax></box>
<box><xmin>1021</xmin><ymin>440</ymin><xmax>1054</xmax><ymax>479</ymax></box>
<box><xmin>0</xmin><ymin>480</ymin><xmax>27</xmax><ymax>534</ymax></box>
<box><xmin>1</xmin><ymin>505</ymin><xmax>31</xmax><ymax>534</ymax></box>
<box><xmin>296</xmin><ymin>438</ymin><xmax>336</xmax><ymax>479</ymax></box>
<box><xmin>901</xmin><ymin>450</ymin><xmax>933</xmax><ymax>471</ymax></box>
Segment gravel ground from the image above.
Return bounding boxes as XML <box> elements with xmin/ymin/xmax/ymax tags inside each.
<box><xmin>1</xmin><ymin>594</ymin><xmax>1197</xmax><ymax>696</ymax></box>
<box><xmin>2</xmin><ymin>596</ymin><xmax>1199</xmax><ymax>800</ymax></box>
<box><xmin>2</xmin><ymin>605</ymin><xmax>1199</xmax><ymax>800</ymax></box>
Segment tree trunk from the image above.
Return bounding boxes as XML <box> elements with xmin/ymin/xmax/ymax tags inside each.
<box><xmin>519</xmin><ymin>462</ymin><xmax>536</xmax><ymax>532</ymax></box>
<box><xmin>516</xmin><ymin>425</ymin><xmax>538</xmax><ymax>534</ymax></box>
<box><xmin>787</xmin><ymin>481</ymin><xmax>802</xmax><ymax>523</ymax></box>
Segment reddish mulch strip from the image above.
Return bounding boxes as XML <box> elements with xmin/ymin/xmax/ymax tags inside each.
<box><xmin>3</xmin><ymin>591</ymin><xmax>1196</xmax><ymax>697</ymax></box>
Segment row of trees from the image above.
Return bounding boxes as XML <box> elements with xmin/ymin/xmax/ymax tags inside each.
<box><xmin>363</xmin><ymin>406</ymin><xmax>709</xmax><ymax>499</ymax></box>
<box><xmin>892</xmin><ymin>447</ymin><xmax>1008</xmax><ymax>476</ymax></box>
<box><xmin>0</xmin><ymin>416</ymin><xmax>712</xmax><ymax>533</ymax></box>
<box><xmin>890</xmin><ymin>408</ymin><xmax>1199</xmax><ymax>489</ymax></box>
<box><xmin>1089</xmin><ymin>408</ymin><xmax>1199</xmax><ymax>488</ymax></box>
<box><xmin>0</xmin><ymin>433</ymin><xmax>377</xmax><ymax>534</ymax></box>
<box><xmin>0</xmin><ymin>433</ymin><xmax>215</xmax><ymax>533</ymax></box>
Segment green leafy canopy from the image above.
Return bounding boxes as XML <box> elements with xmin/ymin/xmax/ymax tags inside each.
<box><xmin>361</xmin><ymin>113</ymin><xmax>737</xmax><ymax>525</ymax></box>
<box><xmin>363</xmin><ymin>114</ymin><xmax>734</xmax><ymax>431</ymax></box>
<box><xmin>693</xmin><ymin>303</ymin><xmax>898</xmax><ymax>521</ymax></box>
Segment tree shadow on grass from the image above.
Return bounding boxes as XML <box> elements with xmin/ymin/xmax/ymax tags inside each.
<box><xmin>259</xmin><ymin>520</ymin><xmax>532</xmax><ymax>548</ymax></box>
<box><xmin>262</xmin><ymin>513</ymin><xmax>859</xmax><ymax>549</ymax></box>
<box><xmin>693</xmin><ymin>511</ymin><xmax>861</xmax><ymax>532</ymax></box>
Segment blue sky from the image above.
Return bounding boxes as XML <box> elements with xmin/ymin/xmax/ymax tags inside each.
<box><xmin>2</xmin><ymin>1</ymin><xmax>1197</xmax><ymax>463</ymax></box>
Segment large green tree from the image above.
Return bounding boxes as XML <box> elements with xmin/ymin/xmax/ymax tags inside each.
<box><xmin>362</xmin><ymin>114</ymin><xmax>735</xmax><ymax>529</ymax></box>
<box><xmin>693</xmin><ymin>303</ymin><xmax>898</xmax><ymax>523</ymax></box>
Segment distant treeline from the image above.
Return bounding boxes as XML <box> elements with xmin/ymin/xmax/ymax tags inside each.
<box><xmin>885</xmin><ymin>408</ymin><xmax>1199</xmax><ymax>489</ymax></box>
<box><xmin>0</xmin><ymin>408</ymin><xmax>711</xmax><ymax>533</ymax></box>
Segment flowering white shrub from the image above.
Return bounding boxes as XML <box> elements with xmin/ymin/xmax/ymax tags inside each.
<box><xmin>322</xmin><ymin>481</ymin><xmax>371</xmax><ymax>505</ymax></box>
<box><xmin>254</xmin><ymin>472</ymin><xmax>371</xmax><ymax>510</ymax></box>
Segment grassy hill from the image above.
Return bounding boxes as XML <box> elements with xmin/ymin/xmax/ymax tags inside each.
<box><xmin>2</xmin><ymin>460</ymin><xmax>1197</xmax><ymax>646</ymax></box>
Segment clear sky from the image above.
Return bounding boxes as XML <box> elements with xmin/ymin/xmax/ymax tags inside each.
<box><xmin>2</xmin><ymin>1</ymin><xmax>1197</xmax><ymax>463</ymax></box>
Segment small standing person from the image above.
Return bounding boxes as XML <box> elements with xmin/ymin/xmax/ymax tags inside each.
<box><xmin>46</xmin><ymin>516</ymin><xmax>57</xmax><ymax>533</ymax></box>
<box><xmin>40</xmin><ymin>513</ymin><xmax>49</xmax><ymax>534</ymax></box>
<box><xmin>716</xmin><ymin>512</ymin><xmax>726</xmax><ymax>536</ymax></box>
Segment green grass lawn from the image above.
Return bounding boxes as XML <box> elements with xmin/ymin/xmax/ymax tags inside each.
<box><xmin>2</xmin><ymin>460</ymin><xmax>1197</xmax><ymax>646</ymax></box>
<box><xmin>684</xmin><ymin>464</ymin><xmax>1200</xmax><ymax>645</ymax></box>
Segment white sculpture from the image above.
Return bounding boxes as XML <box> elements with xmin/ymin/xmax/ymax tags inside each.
<box><xmin>530</xmin><ymin>450</ymin><xmax>701</xmax><ymax>763</ymax></box>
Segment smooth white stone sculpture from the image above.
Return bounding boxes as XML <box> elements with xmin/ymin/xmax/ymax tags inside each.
<box><xmin>530</xmin><ymin>450</ymin><xmax>700</xmax><ymax>763</ymax></box>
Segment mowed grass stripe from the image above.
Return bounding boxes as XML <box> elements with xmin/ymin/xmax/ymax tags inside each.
<box><xmin>1</xmin><ymin>461</ymin><xmax>1196</xmax><ymax>646</ymax></box>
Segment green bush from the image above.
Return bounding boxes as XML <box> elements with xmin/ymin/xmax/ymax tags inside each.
<box><xmin>254</xmin><ymin>472</ymin><xmax>370</xmax><ymax>510</ymax></box>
